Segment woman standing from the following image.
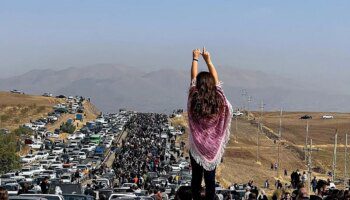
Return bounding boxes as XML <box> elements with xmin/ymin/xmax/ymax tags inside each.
<box><xmin>188</xmin><ymin>47</ymin><xmax>233</xmax><ymax>200</ymax></box>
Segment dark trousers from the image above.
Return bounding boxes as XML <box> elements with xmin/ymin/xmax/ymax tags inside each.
<box><xmin>190</xmin><ymin>154</ymin><xmax>216</xmax><ymax>200</ymax></box>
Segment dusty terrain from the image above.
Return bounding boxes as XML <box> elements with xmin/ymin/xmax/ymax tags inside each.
<box><xmin>171</xmin><ymin>111</ymin><xmax>350</xmax><ymax>191</ymax></box>
<box><xmin>0</xmin><ymin>92</ymin><xmax>64</xmax><ymax>131</ymax></box>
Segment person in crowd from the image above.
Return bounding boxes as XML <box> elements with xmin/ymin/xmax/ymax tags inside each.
<box><xmin>310</xmin><ymin>179</ymin><xmax>327</xmax><ymax>200</ymax></box>
<box><xmin>187</xmin><ymin>47</ymin><xmax>232</xmax><ymax>200</ymax></box>
<box><xmin>84</xmin><ymin>184</ymin><xmax>95</xmax><ymax>197</ymax></box>
<box><xmin>311</xmin><ymin>177</ymin><xmax>317</xmax><ymax>193</ymax></box>
<box><xmin>257</xmin><ymin>190</ymin><xmax>268</xmax><ymax>200</ymax></box>
<box><xmin>282</xmin><ymin>191</ymin><xmax>292</xmax><ymax>200</ymax></box>
<box><xmin>244</xmin><ymin>186</ymin><xmax>251</xmax><ymax>200</ymax></box>
<box><xmin>0</xmin><ymin>187</ymin><xmax>8</xmax><ymax>200</ymax></box>
<box><xmin>17</xmin><ymin>182</ymin><xmax>30</xmax><ymax>195</ymax></box>
<box><xmin>296</xmin><ymin>186</ymin><xmax>309</xmax><ymax>200</ymax></box>
<box><xmin>40</xmin><ymin>177</ymin><xmax>50</xmax><ymax>194</ymax></box>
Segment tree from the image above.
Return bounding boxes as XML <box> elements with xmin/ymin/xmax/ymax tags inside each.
<box><xmin>60</xmin><ymin>122</ymin><xmax>76</xmax><ymax>134</ymax></box>
<box><xmin>0</xmin><ymin>133</ymin><xmax>20</xmax><ymax>174</ymax></box>
<box><xmin>13</xmin><ymin>126</ymin><xmax>33</xmax><ymax>136</ymax></box>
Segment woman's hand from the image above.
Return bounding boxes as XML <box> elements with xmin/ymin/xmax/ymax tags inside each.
<box><xmin>193</xmin><ymin>49</ymin><xmax>201</xmax><ymax>60</ymax></box>
<box><xmin>201</xmin><ymin>46</ymin><xmax>211</xmax><ymax>63</ymax></box>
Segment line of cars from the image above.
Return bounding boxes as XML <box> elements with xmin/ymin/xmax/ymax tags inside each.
<box><xmin>1</xmin><ymin>101</ymin><xmax>132</xmax><ymax>199</ymax></box>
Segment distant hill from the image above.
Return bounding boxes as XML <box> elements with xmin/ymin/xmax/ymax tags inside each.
<box><xmin>1</xmin><ymin>64</ymin><xmax>350</xmax><ymax>112</ymax></box>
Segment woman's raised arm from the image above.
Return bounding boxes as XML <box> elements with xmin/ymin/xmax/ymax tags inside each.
<box><xmin>191</xmin><ymin>49</ymin><xmax>201</xmax><ymax>80</ymax></box>
<box><xmin>202</xmin><ymin>47</ymin><xmax>219</xmax><ymax>85</ymax></box>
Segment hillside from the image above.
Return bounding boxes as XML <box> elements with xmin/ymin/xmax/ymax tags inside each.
<box><xmin>2</xmin><ymin>65</ymin><xmax>350</xmax><ymax>112</ymax></box>
<box><xmin>0</xmin><ymin>92</ymin><xmax>64</xmax><ymax>131</ymax></box>
<box><xmin>171</xmin><ymin>111</ymin><xmax>350</xmax><ymax>191</ymax></box>
<box><xmin>0</xmin><ymin>91</ymin><xmax>100</xmax><ymax>131</ymax></box>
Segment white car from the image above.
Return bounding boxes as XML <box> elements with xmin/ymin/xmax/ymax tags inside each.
<box><xmin>233</xmin><ymin>111</ymin><xmax>244</xmax><ymax>116</ymax></box>
<box><xmin>103</xmin><ymin>141</ymin><xmax>112</xmax><ymax>148</ymax></box>
<box><xmin>81</xmin><ymin>145</ymin><xmax>94</xmax><ymax>152</ymax></box>
<box><xmin>47</xmin><ymin>155</ymin><xmax>58</xmax><ymax>162</ymax></box>
<box><xmin>36</xmin><ymin>151</ymin><xmax>49</xmax><ymax>159</ymax></box>
<box><xmin>322</xmin><ymin>115</ymin><xmax>334</xmax><ymax>119</ymax></box>
<box><xmin>19</xmin><ymin>168</ymin><xmax>34</xmax><ymax>176</ymax></box>
<box><xmin>34</xmin><ymin>122</ymin><xmax>46</xmax><ymax>128</ymax></box>
<box><xmin>21</xmin><ymin>154</ymin><xmax>37</xmax><ymax>163</ymax></box>
<box><xmin>31</xmin><ymin>164</ymin><xmax>45</xmax><ymax>172</ymax></box>
<box><xmin>29</xmin><ymin>142</ymin><xmax>43</xmax><ymax>149</ymax></box>
<box><xmin>171</xmin><ymin>164</ymin><xmax>181</xmax><ymax>172</ymax></box>
<box><xmin>39</xmin><ymin>160</ymin><xmax>51</xmax><ymax>169</ymax></box>
<box><xmin>61</xmin><ymin>173</ymin><xmax>72</xmax><ymax>183</ymax></box>
<box><xmin>52</xmin><ymin>147</ymin><xmax>64</xmax><ymax>155</ymax></box>
<box><xmin>40</xmin><ymin>170</ymin><xmax>56</xmax><ymax>179</ymax></box>
<box><xmin>51</xmin><ymin>161</ymin><xmax>63</xmax><ymax>169</ymax></box>
<box><xmin>179</xmin><ymin>161</ymin><xmax>189</xmax><ymax>169</ymax></box>
<box><xmin>78</xmin><ymin>152</ymin><xmax>87</xmax><ymax>159</ymax></box>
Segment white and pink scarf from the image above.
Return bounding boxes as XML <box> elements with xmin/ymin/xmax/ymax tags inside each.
<box><xmin>187</xmin><ymin>81</ymin><xmax>232</xmax><ymax>171</ymax></box>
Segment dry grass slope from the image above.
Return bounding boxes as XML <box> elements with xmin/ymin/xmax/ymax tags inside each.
<box><xmin>170</xmin><ymin>111</ymin><xmax>348</xmax><ymax>193</ymax></box>
<box><xmin>0</xmin><ymin>92</ymin><xmax>64</xmax><ymax>130</ymax></box>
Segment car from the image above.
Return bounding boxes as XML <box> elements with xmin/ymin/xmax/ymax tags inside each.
<box><xmin>36</xmin><ymin>151</ymin><xmax>49</xmax><ymax>159</ymax></box>
<box><xmin>60</xmin><ymin>173</ymin><xmax>72</xmax><ymax>183</ymax></box>
<box><xmin>81</xmin><ymin>145</ymin><xmax>94</xmax><ymax>152</ymax></box>
<box><xmin>43</xmin><ymin>93</ymin><xmax>53</xmax><ymax>97</ymax></box>
<box><xmin>29</xmin><ymin>141</ymin><xmax>43</xmax><ymax>149</ymax></box>
<box><xmin>171</xmin><ymin>164</ymin><xmax>181</xmax><ymax>172</ymax></box>
<box><xmin>63</xmin><ymin>194</ymin><xmax>94</xmax><ymax>200</ymax></box>
<box><xmin>51</xmin><ymin>161</ymin><xmax>63</xmax><ymax>169</ymax></box>
<box><xmin>10</xmin><ymin>89</ymin><xmax>24</xmax><ymax>94</ymax></box>
<box><xmin>21</xmin><ymin>154</ymin><xmax>37</xmax><ymax>163</ymax></box>
<box><xmin>300</xmin><ymin>115</ymin><xmax>312</xmax><ymax>119</ymax></box>
<box><xmin>179</xmin><ymin>161</ymin><xmax>189</xmax><ymax>169</ymax></box>
<box><xmin>121</xmin><ymin>183</ymin><xmax>138</xmax><ymax>190</ymax></box>
<box><xmin>233</xmin><ymin>111</ymin><xmax>244</xmax><ymax>116</ymax></box>
<box><xmin>78</xmin><ymin>152</ymin><xmax>87</xmax><ymax>159</ymax></box>
<box><xmin>20</xmin><ymin>194</ymin><xmax>64</xmax><ymax>200</ymax></box>
<box><xmin>52</xmin><ymin>147</ymin><xmax>64</xmax><ymax>155</ymax></box>
<box><xmin>40</xmin><ymin>170</ymin><xmax>56</xmax><ymax>179</ymax></box>
<box><xmin>322</xmin><ymin>115</ymin><xmax>334</xmax><ymax>119</ymax></box>
<box><xmin>19</xmin><ymin>167</ymin><xmax>34</xmax><ymax>176</ymax></box>
<box><xmin>30</xmin><ymin>165</ymin><xmax>45</xmax><ymax>173</ymax></box>
<box><xmin>39</xmin><ymin>160</ymin><xmax>51</xmax><ymax>169</ymax></box>
<box><xmin>47</xmin><ymin>155</ymin><xmax>58</xmax><ymax>162</ymax></box>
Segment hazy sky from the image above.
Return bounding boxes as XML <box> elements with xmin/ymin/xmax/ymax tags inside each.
<box><xmin>1</xmin><ymin>0</ymin><xmax>350</xmax><ymax>93</ymax></box>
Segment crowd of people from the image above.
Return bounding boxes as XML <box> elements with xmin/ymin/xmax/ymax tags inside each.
<box><xmin>112</xmin><ymin>113</ymin><xmax>188</xmax><ymax>199</ymax></box>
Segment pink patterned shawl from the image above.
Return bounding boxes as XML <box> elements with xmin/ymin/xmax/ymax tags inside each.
<box><xmin>187</xmin><ymin>79</ymin><xmax>232</xmax><ymax>171</ymax></box>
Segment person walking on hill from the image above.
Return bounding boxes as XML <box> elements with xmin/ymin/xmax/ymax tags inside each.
<box><xmin>188</xmin><ymin>47</ymin><xmax>233</xmax><ymax>200</ymax></box>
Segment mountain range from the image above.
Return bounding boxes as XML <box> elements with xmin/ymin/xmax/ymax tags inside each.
<box><xmin>1</xmin><ymin>64</ymin><xmax>349</xmax><ymax>113</ymax></box>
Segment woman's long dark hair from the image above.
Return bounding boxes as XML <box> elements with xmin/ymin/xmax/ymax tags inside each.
<box><xmin>191</xmin><ymin>71</ymin><xmax>224</xmax><ymax>119</ymax></box>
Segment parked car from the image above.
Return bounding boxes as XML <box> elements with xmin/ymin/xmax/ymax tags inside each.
<box><xmin>36</xmin><ymin>151</ymin><xmax>49</xmax><ymax>160</ymax></box>
<box><xmin>52</xmin><ymin>147</ymin><xmax>64</xmax><ymax>155</ymax></box>
<box><xmin>300</xmin><ymin>115</ymin><xmax>312</xmax><ymax>119</ymax></box>
<box><xmin>21</xmin><ymin>154</ymin><xmax>37</xmax><ymax>163</ymax></box>
<box><xmin>233</xmin><ymin>111</ymin><xmax>244</xmax><ymax>116</ymax></box>
<box><xmin>322</xmin><ymin>115</ymin><xmax>334</xmax><ymax>119</ymax></box>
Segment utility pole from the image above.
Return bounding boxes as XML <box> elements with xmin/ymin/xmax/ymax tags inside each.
<box><xmin>247</xmin><ymin>96</ymin><xmax>252</xmax><ymax>118</ymax></box>
<box><xmin>303</xmin><ymin>139</ymin><xmax>319</xmax><ymax>194</ymax></box>
<box><xmin>241</xmin><ymin>89</ymin><xmax>247</xmax><ymax>111</ymax></box>
<box><xmin>345</xmin><ymin>133</ymin><xmax>348</xmax><ymax>188</ymax></box>
<box><xmin>305</xmin><ymin>119</ymin><xmax>310</xmax><ymax>162</ymax></box>
<box><xmin>235</xmin><ymin>115</ymin><xmax>238</xmax><ymax>143</ymax></box>
<box><xmin>332</xmin><ymin>130</ymin><xmax>338</xmax><ymax>182</ymax></box>
<box><xmin>257</xmin><ymin>100</ymin><xmax>264</xmax><ymax>163</ymax></box>
<box><xmin>277</xmin><ymin>108</ymin><xmax>283</xmax><ymax>178</ymax></box>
